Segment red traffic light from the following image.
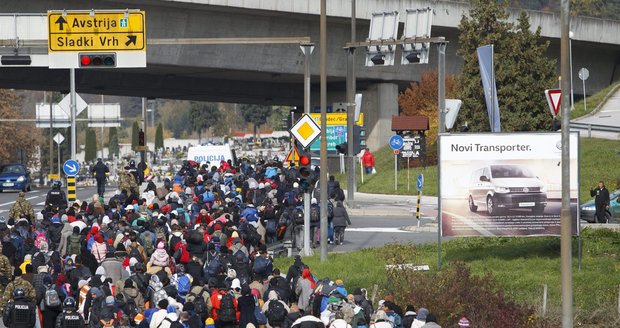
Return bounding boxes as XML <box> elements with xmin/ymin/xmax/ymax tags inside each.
<box><xmin>80</xmin><ymin>55</ymin><xmax>91</xmax><ymax>66</ymax></box>
<box><xmin>79</xmin><ymin>53</ymin><xmax>116</xmax><ymax>68</ymax></box>
<box><xmin>299</xmin><ymin>155</ymin><xmax>311</xmax><ymax>166</ymax></box>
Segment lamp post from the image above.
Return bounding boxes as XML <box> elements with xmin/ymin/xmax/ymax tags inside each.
<box><xmin>569</xmin><ymin>31</ymin><xmax>574</xmax><ymax>109</ymax></box>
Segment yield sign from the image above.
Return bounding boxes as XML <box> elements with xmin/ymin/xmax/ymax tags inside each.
<box><xmin>545</xmin><ymin>89</ymin><xmax>562</xmax><ymax>117</ymax></box>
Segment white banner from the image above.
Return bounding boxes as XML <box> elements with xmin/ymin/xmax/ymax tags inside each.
<box><xmin>440</xmin><ymin>132</ymin><xmax>579</xmax><ymax>237</ymax></box>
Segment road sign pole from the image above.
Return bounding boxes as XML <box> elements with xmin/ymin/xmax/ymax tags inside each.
<box><xmin>70</xmin><ymin>68</ymin><xmax>76</xmax><ymax>159</ymax></box>
<box><xmin>319</xmin><ymin>0</ymin><xmax>328</xmax><ymax>262</ymax></box>
<box><xmin>394</xmin><ymin>154</ymin><xmax>397</xmax><ymax>191</ymax></box>
<box><xmin>301</xmin><ymin>43</ymin><xmax>314</xmax><ymax>258</ymax></box>
<box><xmin>582</xmin><ymin>77</ymin><xmax>587</xmax><ymax>113</ymax></box>
<box><xmin>407</xmin><ymin>158</ymin><xmax>410</xmax><ymax>191</ymax></box>
<box><xmin>57</xmin><ymin>142</ymin><xmax>61</xmax><ymax>177</ymax></box>
<box><xmin>437</xmin><ymin>42</ymin><xmax>447</xmax><ymax>271</ymax></box>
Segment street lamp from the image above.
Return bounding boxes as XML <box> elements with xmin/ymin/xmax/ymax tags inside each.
<box><xmin>569</xmin><ymin>31</ymin><xmax>574</xmax><ymax>110</ymax></box>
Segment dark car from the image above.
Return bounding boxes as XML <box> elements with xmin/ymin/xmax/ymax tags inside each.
<box><xmin>580</xmin><ymin>189</ymin><xmax>620</xmax><ymax>223</ymax></box>
<box><xmin>0</xmin><ymin>163</ymin><xmax>32</xmax><ymax>192</ymax></box>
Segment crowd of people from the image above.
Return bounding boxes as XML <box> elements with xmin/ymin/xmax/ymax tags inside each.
<box><xmin>0</xmin><ymin>157</ymin><xmax>454</xmax><ymax>328</ymax></box>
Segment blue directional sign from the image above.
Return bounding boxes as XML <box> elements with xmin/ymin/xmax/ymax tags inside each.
<box><xmin>389</xmin><ymin>135</ymin><xmax>404</xmax><ymax>150</ymax></box>
<box><xmin>417</xmin><ymin>173</ymin><xmax>424</xmax><ymax>191</ymax></box>
<box><xmin>63</xmin><ymin>159</ymin><xmax>80</xmax><ymax>176</ymax></box>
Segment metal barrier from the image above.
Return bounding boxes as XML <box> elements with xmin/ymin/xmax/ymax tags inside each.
<box><xmin>570</xmin><ymin>122</ymin><xmax>620</xmax><ymax>138</ymax></box>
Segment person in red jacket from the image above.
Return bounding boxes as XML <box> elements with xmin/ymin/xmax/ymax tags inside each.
<box><xmin>361</xmin><ymin>148</ymin><xmax>375</xmax><ymax>174</ymax></box>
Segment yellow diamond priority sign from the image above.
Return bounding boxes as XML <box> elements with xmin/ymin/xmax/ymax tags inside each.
<box><xmin>290</xmin><ymin>114</ymin><xmax>321</xmax><ymax>148</ymax></box>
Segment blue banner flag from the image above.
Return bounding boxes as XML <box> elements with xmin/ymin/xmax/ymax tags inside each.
<box><xmin>477</xmin><ymin>45</ymin><xmax>501</xmax><ymax>132</ymax></box>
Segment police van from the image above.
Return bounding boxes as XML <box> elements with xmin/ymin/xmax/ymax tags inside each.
<box><xmin>187</xmin><ymin>145</ymin><xmax>236</xmax><ymax>166</ymax></box>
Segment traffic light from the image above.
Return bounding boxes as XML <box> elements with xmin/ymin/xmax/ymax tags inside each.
<box><xmin>353</xmin><ymin>125</ymin><xmax>366</xmax><ymax>155</ymax></box>
<box><xmin>79</xmin><ymin>53</ymin><xmax>116</xmax><ymax>68</ymax></box>
<box><xmin>138</xmin><ymin>130</ymin><xmax>145</xmax><ymax>146</ymax></box>
<box><xmin>298</xmin><ymin>152</ymin><xmax>313</xmax><ymax>193</ymax></box>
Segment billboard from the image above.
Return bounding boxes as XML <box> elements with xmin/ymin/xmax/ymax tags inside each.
<box><xmin>440</xmin><ymin>133</ymin><xmax>579</xmax><ymax>237</ymax></box>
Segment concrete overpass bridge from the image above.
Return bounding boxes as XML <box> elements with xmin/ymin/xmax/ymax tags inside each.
<box><xmin>0</xmin><ymin>0</ymin><xmax>619</xmax><ymax>149</ymax></box>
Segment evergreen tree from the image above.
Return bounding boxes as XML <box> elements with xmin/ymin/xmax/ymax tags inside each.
<box><xmin>456</xmin><ymin>0</ymin><xmax>556</xmax><ymax>131</ymax></box>
<box><xmin>239</xmin><ymin>104</ymin><xmax>273</xmax><ymax>140</ymax></box>
<box><xmin>131</xmin><ymin>121</ymin><xmax>139</xmax><ymax>151</ymax></box>
<box><xmin>190</xmin><ymin>102</ymin><xmax>221</xmax><ymax>142</ymax></box>
<box><xmin>85</xmin><ymin>129</ymin><xmax>97</xmax><ymax>162</ymax></box>
<box><xmin>155</xmin><ymin>123</ymin><xmax>164</xmax><ymax>151</ymax></box>
<box><xmin>108</xmin><ymin>127</ymin><xmax>119</xmax><ymax>158</ymax></box>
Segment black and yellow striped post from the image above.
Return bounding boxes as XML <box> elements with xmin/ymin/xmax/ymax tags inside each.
<box><xmin>67</xmin><ymin>176</ymin><xmax>76</xmax><ymax>202</ymax></box>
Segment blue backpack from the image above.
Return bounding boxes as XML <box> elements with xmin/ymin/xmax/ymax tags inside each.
<box><xmin>265</xmin><ymin>167</ymin><xmax>277</xmax><ymax>178</ymax></box>
<box><xmin>253</xmin><ymin>256</ymin><xmax>273</xmax><ymax>277</ymax></box>
<box><xmin>177</xmin><ymin>273</ymin><xmax>191</xmax><ymax>296</ymax></box>
<box><xmin>206</xmin><ymin>255</ymin><xmax>222</xmax><ymax>278</ymax></box>
<box><xmin>203</xmin><ymin>191</ymin><xmax>215</xmax><ymax>203</ymax></box>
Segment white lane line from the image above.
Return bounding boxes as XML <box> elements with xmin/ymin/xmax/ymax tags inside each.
<box><xmin>36</xmin><ymin>202</ymin><xmax>45</xmax><ymax>206</ymax></box>
<box><xmin>347</xmin><ymin>227</ymin><xmax>412</xmax><ymax>233</ymax></box>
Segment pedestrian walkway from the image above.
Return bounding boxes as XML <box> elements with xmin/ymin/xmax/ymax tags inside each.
<box><xmin>571</xmin><ymin>84</ymin><xmax>620</xmax><ymax>139</ymax></box>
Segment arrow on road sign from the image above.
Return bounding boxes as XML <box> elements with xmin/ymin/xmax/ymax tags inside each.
<box><xmin>63</xmin><ymin>159</ymin><xmax>81</xmax><ymax>176</ymax></box>
<box><xmin>126</xmin><ymin>35</ymin><xmax>137</xmax><ymax>46</ymax></box>
<box><xmin>55</xmin><ymin>16</ymin><xmax>67</xmax><ymax>31</ymax></box>
<box><xmin>545</xmin><ymin>89</ymin><xmax>562</xmax><ymax>117</ymax></box>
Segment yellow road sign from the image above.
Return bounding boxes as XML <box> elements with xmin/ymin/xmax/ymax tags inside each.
<box><xmin>290</xmin><ymin>114</ymin><xmax>321</xmax><ymax>148</ymax></box>
<box><xmin>284</xmin><ymin>146</ymin><xmax>301</xmax><ymax>165</ymax></box>
<box><xmin>309</xmin><ymin>113</ymin><xmax>364</xmax><ymax>126</ymax></box>
<box><xmin>48</xmin><ymin>11</ymin><xmax>146</xmax><ymax>52</ymax></box>
<box><xmin>47</xmin><ymin>174</ymin><xmax>60</xmax><ymax>180</ymax></box>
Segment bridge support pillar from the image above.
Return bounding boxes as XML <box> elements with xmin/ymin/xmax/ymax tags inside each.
<box><xmin>363</xmin><ymin>82</ymin><xmax>399</xmax><ymax>151</ymax></box>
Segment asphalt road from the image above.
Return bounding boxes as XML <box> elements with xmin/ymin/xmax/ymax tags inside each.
<box><xmin>0</xmin><ymin>185</ymin><xmax>440</xmax><ymax>253</ymax></box>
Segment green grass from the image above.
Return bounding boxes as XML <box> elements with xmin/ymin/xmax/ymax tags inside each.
<box><xmin>337</xmin><ymin>138</ymin><xmax>620</xmax><ymax>201</ymax></box>
<box><xmin>570</xmin><ymin>81</ymin><xmax>620</xmax><ymax>119</ymax></box>
<box><xmin>335</xmin><ymin>146</ymin><xmax>438</xmax><ymax>196</ymax></box>
<box><xmin>274</xmin><ymin>228</ymin><xmax>620</xmax><ymax>324</ymax></box>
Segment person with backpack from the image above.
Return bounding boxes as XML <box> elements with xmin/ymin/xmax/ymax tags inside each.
<box><xmin>55</xmin><ymin>297</ymin><xmax>86</xmax><ymax>328</ymax></box>
<box><xmin>237</xmin><ymin>285</ymin><xmax>259</xmax><ymax>328</ymax></box>
<box><xmin>148</xmin><ymin>241</ymin><xmax>170</xmax><ymax>275</ymax></box>
<box><xmin>252</xmin><ymin>250</ymin><xmax>273</xmax><ymax>281</ymax></box>
<box><xmin>2</xmin><ymin>288</ymin><xmax>36</xmax><ymax>328</ymax></box>
<box><xmin>120</xmin><ymin>280</ymin><xmax>144</xmax><ymax>321</ymax></box>
<box><xmin>40</xmin><ymin>276</ymin><xmax>63</xmax><ymax>328</ymax></box>
<box><xmin>91</xmin><ymin>234</ymin><xmax>108</xmax><ymax>264</ymax></box>
<box><xmin>150</xmin><ymin>299</ymin><xmax>171</xmax><ymax>328</ymax></box>
<box><xmin>210</xmin><ymin>288</ymin><xmax>238</xmax><ymax>326</ymax></box>
<box><xmin>295</xmin><ymin>268</ymin><xmax>315</xmax><ymax>314</ymax></box>
<box><xmin>262</xmin><ymin>290</ymin><xmax>289</xmax><ymax>328</ymax></box>
<box><xmin>171</xmin><ymin>265</ymin><xmax>193</xmax><ymax>303</ymax></box>
<box><xmin>66</xmin><ymin>226</ymin><xmax>83</xmax><ymax>257</ymax></box>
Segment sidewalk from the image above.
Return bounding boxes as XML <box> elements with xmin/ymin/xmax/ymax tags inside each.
<box><xmin>344</xmin><ymin>189</ymin><xmax>438</xmax><ymax>217</ymax></box>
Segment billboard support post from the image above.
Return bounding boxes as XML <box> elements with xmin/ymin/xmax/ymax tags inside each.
<box><xmin>437</xmin><ymin>41</ymin><xmax>447</xmax><ymax>270</ymax></box>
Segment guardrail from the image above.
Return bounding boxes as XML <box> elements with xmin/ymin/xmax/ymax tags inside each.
<box><xmin>570</xmin><ymin>122</ymin><xmax>620</xmax><ymax>137</ymax></box>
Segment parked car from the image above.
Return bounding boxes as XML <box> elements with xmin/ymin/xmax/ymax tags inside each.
<box><xmin>0</xmin><ymin>163</ymin><xmax>32</xmax><ymax>192</ymax></box>
<box><xmin>580</xmin><ymin>189</ymin><xmax>620</xmax><ymax>223</ymax></box>
<box><xmin>468</xmin><ymin>164</ymin><xmax>547</xmax><ymax>215</ymax></box>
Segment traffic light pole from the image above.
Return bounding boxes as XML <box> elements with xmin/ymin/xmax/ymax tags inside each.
<box><xmin>141</xmin><ymin>97</ymin><xmax>147</xmax><ymax>173</ymax></box>
<box><xmin>301</xmin><ymin>43</ymin><xmax>314</xmax><ymax>257</ymax></box>
<box><xmin>70</xmin><ymin>68</ymin><xmax>76</xmax><ymax>159</ymax></box>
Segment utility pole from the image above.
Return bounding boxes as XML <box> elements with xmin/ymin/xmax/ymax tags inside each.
<box><xmin>70</xmin><ymin>68</ymin><xmax>76</xmax><ymax>159</ymax></box>
<box><xmin>301</xmin><ymin>43</ymin><xmax>314</xmax><ymax>257</ymax></box>
<box><xmin>560</xmin><ymin>0</ymin><xmax>573</xmax><ymax>326</ymax></box>
<box><xmin>346</xmin><ymin>0</ymin><xmax>357</xmax><ymax>208</ymax></box>
<box><xmin>319</xmin><ymin>0</ymin><xmax>328</xmax><ymax>262</ymax></box>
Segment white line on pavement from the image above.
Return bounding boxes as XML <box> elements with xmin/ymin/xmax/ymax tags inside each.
<box><xmin>347</xmin><ymin>227</ymin><xmax>412</xmax><ymax>233</ymax></box>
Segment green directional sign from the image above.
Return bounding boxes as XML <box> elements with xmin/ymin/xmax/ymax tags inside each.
<box><xmin>310</xmin><ymin>125</ymin><xmax>347</xmax><ymax>152</ymax></box>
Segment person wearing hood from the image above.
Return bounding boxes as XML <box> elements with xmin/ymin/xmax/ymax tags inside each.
<box><xmin>369</xmin><ymin>310</ymin><xmax>393</xmax><ymax>328</ymax></box>
<box><xmin>411</xmin><ymin>308</ymin><xmax>428</xmax><ymax>328</ymax></box>
<box><xmin>91</xmin><ymin>234</ymin><xmax>108</xmax><ymax>264</ymax></box>
<box><xmin>401</xmin><ymin>305</ymin><xmax>417</xmax><ymax>328</ymax></box>
<box><xmin>421</xmin><ymin>314</ymin><xmax>441</xmax><ymax>328</ymax></box>
<box><xmin>57</xmin><ymin>214</ymin><xmax>75</xmax><ymax>256</ymax></box>
<box><xmin>237</xmin><ymin>284</ymin><xmax>258</xmax><ymax>328</ymax></box>
<box><xmin>352</xmin><ymin>289</ymin><xmax>373</xmax><ymax>325</ymax></box>
<box><xmin>261</xmin><ymin>290</ymin><xmax>290</xmax><ymax>328</ymax></box>
<box><xmin>84</xmin><ymin>286</ymin><xmax>105</xmax><ymax>325</ymax></box>
<box><xmin>295</xmin><ymin>268</ymin><xmax>315</xmax><ymax>314</ymax></box>
<box><xmin>148</xmin><ymin>241</ymin><xmax>170</xmax><ymax>274</ymax></box>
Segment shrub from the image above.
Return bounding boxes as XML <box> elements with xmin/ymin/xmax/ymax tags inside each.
<box><xmin>382</xmin><ymin>244</ymin><xmax>544</xmax><ymax>327</ymax></box>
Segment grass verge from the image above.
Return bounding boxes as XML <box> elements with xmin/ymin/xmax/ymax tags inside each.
<box><xmin>274</xmin><ymin>228</ymin><xmax>620</xmax><ymax>325</ymax></box>
<box><xmin>570</xmin><ymin>81</ymin><xmax>620</xmax><ymax>119</ymax></box>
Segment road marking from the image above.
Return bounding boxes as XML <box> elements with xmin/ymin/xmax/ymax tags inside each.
<box><xmin>442</xmin><ymin>210</ymin><xmax>494</xmax><ymax>236</ymax></box>
<box><xmin>36</xmin><ymin>202</ymin><xmax>46</xmax><ymax>206</ymax></box>
<box><xmin>347</xmin><ymin>227</ymin><xmax>412</xmax><ymax>233</ymax></box>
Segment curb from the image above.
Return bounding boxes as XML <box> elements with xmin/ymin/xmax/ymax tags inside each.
<box><xmin>401</xmin><ymin>223</ymin><xmax>438</xmax><ymax>233</ymax></box>
<box><xmin>348</xmin><ymin>208</ymin><xmax>415</xmax><ymax>216</ymax></box>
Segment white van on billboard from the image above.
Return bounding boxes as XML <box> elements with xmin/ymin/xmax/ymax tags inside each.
<box><xmin>440</xmin><ymin>132</ymin><xmax>579</xmax><ymax>237</ymax></box>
